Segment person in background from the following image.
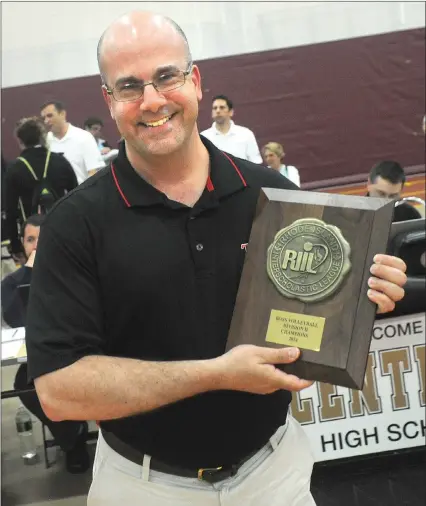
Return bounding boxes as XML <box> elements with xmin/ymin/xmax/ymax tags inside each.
<box><xmin>1</xmin><ymin>151</ymin><xmax>18</xmax><ymax>280</ymax></box>
<box><xmin>4</xmin><ymin>117</ymin><xmax>77</xmax><ymax>260</ymax></box>
<box><xmin>1</xmin><ymin>151</ymin><xmax>8</xmax><ymax>240</ymax></box>
<box><xmin>41</xmin><ymin>101</ymin><xmax>105</xmax><ymax>184</ymax></box>
<box><xmin>200</xmin><ymin>95</ymin><xmax>263</xmax><ymax>163</ymax></box>
<box><xmin>262</xmin><ymin>142</ymin><xmax>300</xmax><ymax>187</ymax></box>
<box><xmin>84</xmin><ymin>117</ymin><xmax>112</xmax><ymax>154</ymax></box>
<box><xmin>1</xmin><ymin>214</ymin><xmax>90</xmax><ymax>474</ymax></box>
<box><xmin>367</xmin><ymin>160</ymin><xmax>422</xmax><ymax>222</ymax></box>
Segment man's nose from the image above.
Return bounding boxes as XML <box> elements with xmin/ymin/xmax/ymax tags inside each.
<box><xmin>140</xmin><ymin>85</ymin><xmax>167</xmax><ymax>113</ymax></box>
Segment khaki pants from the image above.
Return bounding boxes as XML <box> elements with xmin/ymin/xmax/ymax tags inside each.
<box><xmin>88</xmin><ymin>416</ymin><xmax>316</xmax><ymax>505</ymax></box>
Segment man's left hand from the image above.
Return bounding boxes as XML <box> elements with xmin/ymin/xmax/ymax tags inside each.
<box><xmin>367</xmin><ymin>254</ymin><xmax>407</xmax><ymax>314</ymax></box>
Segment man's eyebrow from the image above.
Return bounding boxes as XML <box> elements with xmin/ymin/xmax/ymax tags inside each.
<box><xmin>154</xmin><ymin>65</ymin><xmax>180</xmax><ymax>75</ymax></box>
<box><xmin>114</xmin><ymin>76</ymin><xmax>143</xmax><ymax>87</ymax></box>
<box><xmin>114</xmin><ymin>65</ymin><xmax>182</xmax><ymax>87</ymax></box>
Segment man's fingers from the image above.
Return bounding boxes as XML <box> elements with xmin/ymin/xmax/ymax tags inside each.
<box><xmin>272</xmin><ymin>369</ymin><xmax>314</xmax><ymax>391</ymax></box>
<box><xmin>374</xmin><ymin>254</ymin><xmax>407</xmax><ymax>273</ymax></box>
<box><xmin>370</xmin><ymin>263</ymin><xmax>407</xmax><ymax>288</ymax></box>
<box><xmin>259</xmin><ymin>346</ymin><xmax>301</xmax><ymax>364</ymax></box>
<box><xmin>368</xmin><ymin>289</ymin><xmax>395</xmax><ymax>314</ymax></box>
<box><xmin>368</xmin><ymin>277</ymin><xmax>405</xmax><ymax>303</ymax></box>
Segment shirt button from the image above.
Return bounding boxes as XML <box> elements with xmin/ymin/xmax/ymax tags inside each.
<box><xmin>196</xmin><ymin>243</ymin><xmax>204</xmax><ymax>251</ymax></box>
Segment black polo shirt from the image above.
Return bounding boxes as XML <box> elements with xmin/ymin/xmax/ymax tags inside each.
<box><xmin>26</xmin><ymin>137</ymin><xmax>298</xmax><ymax>469</ymax></box>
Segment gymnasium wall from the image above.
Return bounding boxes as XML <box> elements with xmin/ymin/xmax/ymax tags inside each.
<box><xmin>1</xmin><ymin>2</ymin><xmax>425</xmax><ymax>182</ymax></box>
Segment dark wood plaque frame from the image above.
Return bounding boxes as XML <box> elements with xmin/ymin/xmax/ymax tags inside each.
<box><xmin>226</xmin><ymin>189</ymin><xmax>395</xmax><ymax>390</ymax></box>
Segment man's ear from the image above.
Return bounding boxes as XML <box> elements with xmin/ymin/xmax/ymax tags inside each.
<box><xmin>230</xmin><ymin>109</ymin><xmax>234</xmax><ymax>118</ymax></box>
<box><xmin>191</xmin><ymin>65</ymin><xmax>203</xmax><ymax>102</ymax></box>
<box><xmin>102</xmin><ymin>86</ymin><xmax>115</xmax><ymax>120</ymax></box>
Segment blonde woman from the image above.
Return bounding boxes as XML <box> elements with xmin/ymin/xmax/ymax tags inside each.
<box><xmin>262</xmin><ymin>142</ymin><xmax>300</xmax><ymax>187</ymax></box>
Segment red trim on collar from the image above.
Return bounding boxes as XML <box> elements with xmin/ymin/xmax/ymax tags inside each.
<box><xmin>206</xmin><ymin>176</ymin><xmax>214</xmax><ymax>192</ymax></box>
<box><xmin>221</xmin><ymin>152</ymin><xmax>247</xmax><ymax>187</ymax></box>
<box><xmin>111</xmin><ymin>163</ymin><xmax>131</xmax><ymax>208</ymax></box>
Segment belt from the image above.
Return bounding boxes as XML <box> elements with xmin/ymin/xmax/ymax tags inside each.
<box><xmin>101</xmin><ymin>429</ymin><xmax>262</xmax><ymax>484</ymax></box>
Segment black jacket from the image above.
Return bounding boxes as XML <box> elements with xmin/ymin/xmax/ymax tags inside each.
<box><xmin>393</xmin><ymin>201</ymin><xmax>422</xmax><ymax>222</ymax></box>
<box><xmin>1</xmin><ymin>266</ymin><xmax>32</xmax><ymax>328</ymax></box>
<box><xmin>366</xmin><ymin>193</ymin><xmax>422</xmax><ymax>222</ymax></box>
<box><xmin>4</xmin><ymin>147</ymin><xmax>78</xmax><ymax>254</ymax></box>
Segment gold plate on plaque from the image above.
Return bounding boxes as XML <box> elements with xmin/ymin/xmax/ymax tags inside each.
<box><xmin>266</xmin><ymin>310</ymin><xmax>325</xmax><ymax>351</ymax></box>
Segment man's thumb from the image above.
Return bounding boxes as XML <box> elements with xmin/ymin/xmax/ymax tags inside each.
<box><xmin>261</xmin><ymin>346</ymin><xmax>300</xmax><ymax>364</ymax></box>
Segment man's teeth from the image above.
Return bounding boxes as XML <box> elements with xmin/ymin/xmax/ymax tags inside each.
<box><xmin>143</xmin><ymin>115</ymin><xmax>172</xmax><ymax>127</ymax></box>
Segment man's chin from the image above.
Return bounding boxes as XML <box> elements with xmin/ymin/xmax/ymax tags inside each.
<box><xmin>134</xmin><ymin>138</ymin><xmax>183</xmax><ymax>158</ymax></box>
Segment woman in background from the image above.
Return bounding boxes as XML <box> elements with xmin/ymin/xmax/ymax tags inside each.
<box><xmin>262</xmin><ymin>142</ymin><xmax>300</xmax><ymax>187</ymax></box>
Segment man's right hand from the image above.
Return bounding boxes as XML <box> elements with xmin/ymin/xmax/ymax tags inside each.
<box><xmin>212</xmin><ymin>345</ymin><xmax>314</xmax><ymax>394</ymax></box>
<box><xmin>25</xmin><ymin>250</ymin><xmax>37</xmax><ymax>268</ymax></box>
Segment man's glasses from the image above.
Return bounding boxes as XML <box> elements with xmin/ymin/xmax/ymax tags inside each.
<box><xmin>103</xmin><ymin>63</ymin><xmax>193</xmax><ymax>103</ymax></box>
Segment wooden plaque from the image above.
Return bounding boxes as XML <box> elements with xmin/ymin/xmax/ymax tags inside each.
<box><xmin>226</xmin><ymin>189</ymin><xmax>395</xmax><ymax>390</ymax></box>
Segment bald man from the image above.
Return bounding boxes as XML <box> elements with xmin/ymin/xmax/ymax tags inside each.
<box><xmin>25</xmin><ymin>11</ymin><xmax>407</xmax><ymax>505</ymax></box>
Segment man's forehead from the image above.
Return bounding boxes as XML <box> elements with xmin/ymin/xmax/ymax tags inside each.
<box><xmin>373</xmin><ymin>177</ymin><xmax>403</xmax><ymax>192</ymax></box>
<box><xmin>102</xmin><ymin>22</ymin><xmax>185</xmax><ymax>64</ymax></box>
<box><xmin>24</xmin><ymin>226</ymin><xmax>40</xmax><ymax>237</ymax></box>
<box><xmin>41</xmin><ymin>104</ymin><xmax>58</xmax><ymax>115</ymax></box>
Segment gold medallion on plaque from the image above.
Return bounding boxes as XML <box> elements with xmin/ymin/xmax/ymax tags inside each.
<box><xmin>266</xmin><ymin>218</ymin><xmax>351</xmax><ymax>303</ymax></box>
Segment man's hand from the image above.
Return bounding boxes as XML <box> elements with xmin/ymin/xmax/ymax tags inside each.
<box><xmin>101</xmin><ymin>147</ymin><xmax>111</xmax><ymax>155</ymax></box>
<box><xmin>213</xmin><ymin>345</ymin><xmax>313</xmax><ymax>394</ymax></box>
<box><xmin>25</xmin><ymin>250</ymin><xmax>36</xmax><ymax>268</ymax></box>
<box><xmin>367</xmin><ymin>254</ymin><xmax>407</xmax><ymax>314</ymax></box>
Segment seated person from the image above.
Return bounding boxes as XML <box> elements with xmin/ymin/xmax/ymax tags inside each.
<box><xmin>367</xmin><ymin>161</ymin><xmax>422</xmax><ymax>222</ymax></box>
<box><xmin>1</xmin><ymin>214</ymin><xmax>90</xmax><ymax>473</ymax></box>
<box><xmin>84</xmin><ymin>117</ymin><xmax>111</xmax><ymax>155</ymax></box>
<box><xmin>261</xmin><ymin>142</ymin><xmax>300</xmax><ymax>187</ymax></box>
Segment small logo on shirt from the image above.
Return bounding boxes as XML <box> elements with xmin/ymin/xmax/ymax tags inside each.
<box><xmin>241</xmin><ymin>243</ymin><xmax>248</xmax><ymax>251</ymax></box>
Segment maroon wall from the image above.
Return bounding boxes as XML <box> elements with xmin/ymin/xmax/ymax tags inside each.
<box><xmin>2</xmin><ymin>28</ymin><xmax>424</xmax><ymax>183</ymax></box>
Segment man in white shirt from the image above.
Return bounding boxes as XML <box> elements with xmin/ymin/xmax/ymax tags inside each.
<box><xmin>200</xmin><ymin>95</ymin><xmax>262</xmax><ymax>163</ymax></box>
<box><xmin>41</xmin><ymin>101</ymin><xmax>106</xmax><ymax>184</ymax></box>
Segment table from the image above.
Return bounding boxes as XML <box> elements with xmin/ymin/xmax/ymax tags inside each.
<box><xmin>1</xmin><ymin>326</ymin><xmax>30</xmax><ymax>399</ymax></box>
<box><xmin>2</xmin><ymin>326</ymin><xmax>27</xmax><ymax>366</ymax></box>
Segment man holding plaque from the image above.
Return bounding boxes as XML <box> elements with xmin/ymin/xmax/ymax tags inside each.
<box><xmin>25</xmin><ymin>11</ymin><xmax>407</xmax><ymax>505</ymax></box>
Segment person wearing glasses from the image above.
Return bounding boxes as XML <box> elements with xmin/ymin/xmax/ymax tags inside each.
<box><xmin>201</xmin><ymin>95</ymin><xmax>263</xmax><ymax>163</ymax></box>
<box><xmin>41</xmin><ymin>101</ymin><xmax>105</xmax><ymax>184</ymax></box>
<box><xmin>26</xmin><ymin>11</ymin><xmax>408</xmax><ymax>505</ymax></box>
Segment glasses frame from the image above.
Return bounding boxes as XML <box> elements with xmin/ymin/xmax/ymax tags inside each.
<box><xmin>103</xmin><ymin>63</ymin><xmax>193</xmax><ymax>103</ymax></box>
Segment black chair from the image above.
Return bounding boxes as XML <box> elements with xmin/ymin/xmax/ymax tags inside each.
<box><xmin>41</xmin><ymin>422</ymin><xmax>99</xmax><ymax>469</ymax></box>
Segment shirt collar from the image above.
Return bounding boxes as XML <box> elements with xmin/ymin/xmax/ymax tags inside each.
<box><xmin>212</xmin><ymin>120</ymin><xmax>236</xmax><ymax>135</ymax></box>
<box><xmin>51</xmin><ymin>123</ymin><xmax>73</xmax><ymax>142</ymax></box>
<box><xmin>21</xmin><ymin>146</ymin><xmax>46</xmax><ymax>154</ymax></box>
<box><xmin>111</xmin><ymin>136</ymin><xmax>248</xmax><ymax>208</ymax></box>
